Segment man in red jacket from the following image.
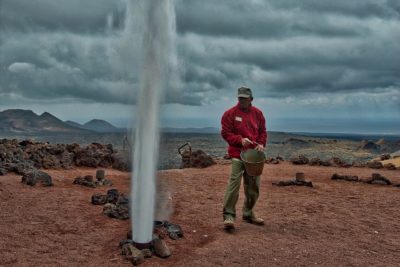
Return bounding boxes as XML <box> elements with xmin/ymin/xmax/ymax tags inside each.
<box><xmin>221</xmin><ymin>86</ymin><xmax>267</xmax><ymax>230</ymax></box>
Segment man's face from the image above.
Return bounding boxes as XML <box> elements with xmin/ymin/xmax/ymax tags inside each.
<box><xmin>238</xmin><ymin>97</ymin><xmax>252</xmax><ymax>109</ymax></box>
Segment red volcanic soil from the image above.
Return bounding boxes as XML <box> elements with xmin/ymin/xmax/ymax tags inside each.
<box><xmin>1</xmin><ymin>162</ymin><xmax>400</xmax><ymax>266</ymax></box>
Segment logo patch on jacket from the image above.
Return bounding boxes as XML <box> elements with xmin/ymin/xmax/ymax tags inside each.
<box><xmin>235</xmin><ymin>116</ymin><xmax>242</xmax><ymax>122</ymax></box>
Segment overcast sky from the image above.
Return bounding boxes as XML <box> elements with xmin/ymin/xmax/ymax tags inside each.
<box><xmin>0</xmin><ymin>0</ymin><xmax>399</xmax><ymax>134</ymax></box>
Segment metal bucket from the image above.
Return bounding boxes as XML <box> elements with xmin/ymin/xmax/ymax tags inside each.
<box><xmin>240</xmin><ymin>149</ymin><xmax>266</xmax><ymax>176</ymax></box>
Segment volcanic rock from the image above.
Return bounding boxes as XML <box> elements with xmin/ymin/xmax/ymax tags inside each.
<box><xmin>367</xmin><ymin>161</ymin><xmax>383</xmax><ymax>169</ymax></box>
<box><xmin>383</xmin><ymin>163</ymin><xmax>396</xmax><ymax>170</ymax></box>
<box><xmin>141</xmin><ymin>249</ymin><xmax>153</xmax><ymax>258</ymax></box>
<box><xmin>106</xmin><ymin>189</ymin><xmax>120</xmax><ymax>204</ymax></box>
<box><xmin>379</xmin><ymin>154</ymin><xmax>391</xmax><ymax>160</ymax></box>
<box><xmin>92</xmin><ymin>189</ymin><xmax>128</xmax><ymax>206</ymax></box>
<box><xmin>111</xmin><ymin>151</ymin><xmax>131</xmax><ymax>171</ymax></box>
<box><xmin>366</xmin><ymin>173</ymin><xmax>391</xmax><ymax>185</ymax></box>
<box><xmin>164</xmin><ymin>221</ymin><xmax>184</xmax><ymax>240</ymax></box>
<box><xmin>4</xmin><ymin>161</ymin><xmax>35</xmax><ymax>175</ymax></box>
<box><xmin>42</xmin><ymin>154</ymin><xmax>61</xmax><ymax>169</ymax></box>
<box><xmin>290</xmin><ymin>155</ymin><xmax>309</xmax><ymax>165</ymax></box>
<box><xmin>75</xmin><ymin>143</ymin><xmax>113</xmax><ymax>168</ymax></box>
<box><xmin>272</xmin><ymin>173</ymin><xmax>313</xmax><ymax>187</ymax></box>
<box><xmin>65</xmin><ymin>143</ymin><xmax>81</xmax><ymax>153</ymax></box>
<box><xmin>91</xmin><ymin>193</ymin><xmax>108</xmax><ymax>205</ymax></box>
<box><xmin>273</xmin><ymin>180</ymin><xmax>313</xmax><ymax>187</ymax></box>
<box><xmin>73</xmin><ymin>175</ymin><xmax>96</xmax><ymax>188</ymax></box>
<box><xmin>153</xmin><ymin>237</ymin><xmax>171</xmax><ymax>258</ymax></box>
<box><xmin>329</xmin><ymin>157</ymin><xmax>352</xmax><ymax>168</ymax></box>
<box><xmin>352</xmin><ymin>161</ymin><xmax>366</xmax><ymax>167</ymax></box>
<box><xmin>265</xmin><ymin>157</ymin><xmax>280</xmax><ymax>164</ymax></box>
<box><xmin>119</xmin><ymin>239</ymin><xmax>134</xmax><ymax>248</ymax></box>
<box><xmin>0</xmin><ymin>139</ymin><xmax>122</xmax><ymax>173</ymax></box>
<box><xmin>121</xmin><ymin>243</ymin><xmax>144</xmax><ymax>266</ymax></box>
<box><xmin>309</xmin><ymin>158</ymin><xmax>322</xmax><ymax>166</ymax></box>
<box><xmin>74</xmin><ymin>174</ymin><xmax>113</xmax><ymax>188</ymax></box>
<box><xmin>180</xmin><ymin>149</ymin><xmax>216</xmax><ymax>169</ymax></box>
<box><xmin>103</xmin><ymin>202</ymin><xmax>129</xmax><ymax>220</ymax></box>
<box><xmin>331</xmin><ymin>173</ymin><xmax>359</xmax><ymax>182</ymax></box>
<box><xmin>19</xmin><ymin>139</ymin><xmax>35</xmax><ymax>146</ymax></box>
<box><xmin>60</xmin><ymin>151</ymin><xmax>75</xmax><ymax>168</ymax></box>
<box><xmin>21</xmin><ymin>170</ymin><xmax>53</xmax><ymax>186</ymax></box>
<box><xmin>0</xmin><ymin>168</ymin><xmax>7</xmax><ymax>175</ymax></box>
<box><xmin>96</xmin><ymin>179</ymin><xmax>113</xmax><ymax>186</ymax></box>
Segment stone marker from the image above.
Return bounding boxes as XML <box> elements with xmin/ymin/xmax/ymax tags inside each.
<box><xmin>96</xmin><ymin>169</ymin><xmax>105</xmax><ymax>181</ymax></box>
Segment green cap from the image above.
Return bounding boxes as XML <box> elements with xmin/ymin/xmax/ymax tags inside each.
<box><xmin>237</xmin><ymin>86</ymin><xmax>252</xmax><ymax>98</ymax></box>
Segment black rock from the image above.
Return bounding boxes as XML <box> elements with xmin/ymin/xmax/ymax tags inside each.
<box><xmin>106</xmin><ymin>189</ymin><xmax>119</xmax><ymax>204</ymax></box>
<box><xmin>21</xmin><ymin>170</ymin><xmax>53</xmax><ymax>186</ymax></box>
<box><xmin>0</xmin><ymin>168</ymin><xmax>7</xmax><ymax>176</ymax></box>
<box><xmin>164</xmin><ymin>221</ymin><xmax>184</xmax><ymax>240</ymax></box>
<box><xmin>91</xmin><ymin>193</ymin><xmax>108</xmax><ymax>205</ymax></box>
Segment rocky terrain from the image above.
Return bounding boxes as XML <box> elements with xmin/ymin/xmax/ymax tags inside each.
<box><xmin>0</xmin><ymin>139</ymin><xmax>130</xmax><ymax>176</ymax></box>
<box><xmin>0</xmin><ymin>123</ymin><xmax>399</xmax><ymax>266</ymax></box>
<box><xmin>0</xmin><ymin>160</ymin><xmax>399</xmax><ymax>266</ymax></box>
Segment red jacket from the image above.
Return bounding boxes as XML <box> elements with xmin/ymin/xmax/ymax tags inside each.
<box><xmin>221</xmin><ymin>103</ymin><xmax>267</xmax><ymax>159</ymax></box>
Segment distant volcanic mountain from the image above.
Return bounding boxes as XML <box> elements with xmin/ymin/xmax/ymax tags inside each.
<box><xmin>64</xmin><ymin>120</ymin><xmax>84</xmax><ymax>129</ymax></box>
<box><xmin>81</xmin><ymin>119</ymin><xmax>120</xmax><ymax>133</ymax></box>
<box><xmin>65</xmin><ymin>119</ymin><xmax>122</xmax><ymax>133</ymax></box>
<box><xmin>0</xmin><ymin>109</ymin><xmax>92</xmax><ymax>134</ymax></box>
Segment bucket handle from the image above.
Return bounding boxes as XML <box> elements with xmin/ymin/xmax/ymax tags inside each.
<box><xmin>241</xmin><ymin>139</ymin><xmax>261</xmax><ymax>152</ymax></box>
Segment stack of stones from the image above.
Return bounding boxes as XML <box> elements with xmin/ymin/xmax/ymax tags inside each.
<box><xmin>119</xmin><ymin>236</ymin><xmax>171</xmax><ymax>266</ymax></box>
<box><xmin>272</xmin><ymin>172</ymin><xmax>313</xmax><ymax>187</ymax></box>
<box><xmin>119</xmin><ymin>220</ymin><xmax>183</xmax><ymax>265</ymax></box>
<box><xmin>91</xmin><ymin>188</ymin><xmax>130</xmax><ymax>220</ymax></box>
<box><xmin>331</xmin><ymin>173</ymin><xmax>399</xmax><ymax>187</ymax></box>
<box><xmin>73</xmin><ymin>170</ymin><xmax>113</xmax><ymax>188</ymax></box>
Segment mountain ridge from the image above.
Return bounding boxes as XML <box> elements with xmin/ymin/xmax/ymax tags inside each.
<box><xmin>0</xmin><ymin>109</ymin><xmax>92</xmax><ymax>134</ymax></box>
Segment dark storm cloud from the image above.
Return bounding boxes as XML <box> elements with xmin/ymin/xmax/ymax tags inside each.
<box><xmin>178</xmin><ymin>29</ymin><xmax>399</xmax><ymax>99</ymax></box>
<box><xmin>0</xmin><ymin>0</ymin><xmax>125</xmax><ymax>33</ymax></box>
<box><xmin>0</xmin><ymin>0</ymin><xmax>399</xmax><ymax>108</ymax></box>
<box><xmin>271</xmin><ymin>0</ymin><xmax>400</xmax><ymax>19</ymax></box>
<box><xmin>0</xmin><ymin>31</ymin><xmax>134</xmax><ymax>104</ymax></box>
<box><xmin>176</xmin><ymin>0</ymin><xmax>398</xmax><ymax>38</ymax></box>
<box><xmin>175</xmin><ymin>0</ymin><xmax>400</xmax><ymax>102</ymax></box>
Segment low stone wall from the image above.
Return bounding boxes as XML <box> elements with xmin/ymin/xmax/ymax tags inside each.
<box><xmin>0</xmin><ymin>139</ymin><xmax>130</xmax><ymax>175</ymax></box>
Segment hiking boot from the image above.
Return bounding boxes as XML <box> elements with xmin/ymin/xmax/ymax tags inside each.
<box><xmin>223</xmin><ymin>217</ymin><xmax>235</xmax><ymax>229</ymax></box>
<box><xmin>243</xmin><ymin>216</ymin><xmax>264</xmax><ymax>225</ymax></box>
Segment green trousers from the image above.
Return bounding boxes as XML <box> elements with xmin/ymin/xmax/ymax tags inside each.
<box><xmin>223</xmin><ymin>158</ymin><xmax>260</xmax><ymax>220</ymax></box>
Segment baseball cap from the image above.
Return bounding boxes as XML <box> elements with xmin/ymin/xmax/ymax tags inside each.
<box><xmin>237</xmin><ymin>86</ymin><xmax>253</xmax><ymax>98</ymax></box>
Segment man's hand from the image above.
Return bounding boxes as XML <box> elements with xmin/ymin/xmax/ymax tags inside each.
<box><xmin>255</xmin><ymin>144</ymin><xmax>265</xmax><ymax>152</ymax></box>
<box><xmin>241</xmin><ymin>138</ymin><xmax>253</xmax><ymax>146</ymax></box>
